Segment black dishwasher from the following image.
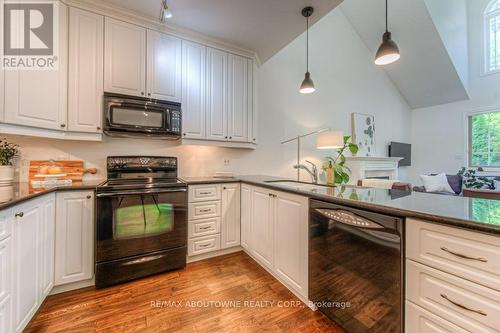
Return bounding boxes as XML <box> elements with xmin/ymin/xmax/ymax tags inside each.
<box><xmin>309</xmin><ymin>199</ymin><xmax>403</xmax><ymax>333</ymax></box>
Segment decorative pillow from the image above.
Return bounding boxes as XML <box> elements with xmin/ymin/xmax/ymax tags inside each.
<box><xmin>446</xmin><ymin>174</ymin><xmax>463</xmax><ymax>195</ymax></box>
<box><xmin>420</xmin><ymin>173</ymin><xmax>456</xmax><ymax>194</ymax></box>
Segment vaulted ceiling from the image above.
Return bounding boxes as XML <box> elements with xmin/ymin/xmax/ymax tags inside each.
<box><xmin>101</xmin><ymin>0</ymin><xmax>343</xmax><ymax>62</ymax></box>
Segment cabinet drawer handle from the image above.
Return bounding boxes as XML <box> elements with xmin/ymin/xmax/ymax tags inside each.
<box><xmin>440</xmin><ymin>247</ymin><xmax>487</xmax><ymax>262</ymax></box>
<box><xmin>87</xmin><ymin>195</ymin><xmax>92</xmax><ymax>199</ymax></box>
<box><xmin>199</xmin><ymin>244</ymin><xmax>211</xmax><ymax>248</ymax></box>
<box><xmin>60</xmin><ymin>124</ymin><xmax>66</xmax><ymax>128</ymax></box>
<box><xmin>199</xmin><ymin>192</ymin><xmax>212</xmax><ymax>195</ymax></box>
<box><xmin>440</xmin><ymin>294</ymin><xmax>487</xmax><ymax>316</ymax></box>
<box><xmin>199</xmin><ymin>209</ymin><xmax>212</xmax><ymax>213</ymax></box>
<box><xmin>199</xmin><ymin>226</ymin><xmax>212</xmax><ymax>230</ymax></box>
<box><xmin>15</xmin><ymin>212</ymin><xmax>24</xmax><ymax>218</ymax></box>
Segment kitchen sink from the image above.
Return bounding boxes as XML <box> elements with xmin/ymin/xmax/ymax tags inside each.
<box><xmin>264</xmin><ymin>180</ymin><xmax>336</xmax><ymax>192</ymax></box>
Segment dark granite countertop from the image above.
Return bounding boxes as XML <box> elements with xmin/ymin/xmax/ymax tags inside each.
<box><xmin>0</xmin><ymin>180</ymin><xmax>104</xmax><ymax>210</ymax></box>
<box><xmin>183</xmin><ymin>175</ymin><xmax>500</xmax><ymax>235</ymax></box>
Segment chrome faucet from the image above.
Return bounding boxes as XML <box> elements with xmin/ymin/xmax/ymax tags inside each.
<box><xmin>294</xmin><ymin>160</ymin><xmax>318</xmax><ymax>183</ymax></box>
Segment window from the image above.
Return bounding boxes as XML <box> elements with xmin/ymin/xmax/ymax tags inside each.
<box><xmin>485</xmin><ymin>0</ymin><xmax>500</xmax><ymax>73</ymax></box>
<box><xmin>469</xmin><ymin>111</ymin><xmax>500</xmax><ymax>167</ymax></box>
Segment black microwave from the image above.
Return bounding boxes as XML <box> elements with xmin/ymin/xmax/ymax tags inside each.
<box><xmin>103</xmin><ymin>93</ymin><xmax>182</xmax><ymax>140</ymax></box>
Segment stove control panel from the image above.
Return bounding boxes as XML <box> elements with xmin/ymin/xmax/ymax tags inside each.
<box><xmin>107</xmin><ymin>156</ymin><xmax>177</xmax><ymax>171</ymax></box>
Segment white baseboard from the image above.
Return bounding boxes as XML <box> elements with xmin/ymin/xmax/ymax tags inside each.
<box><xmin>187</xmin><ymin>246</ymin><xmax>243</xmax><ymax>263</ymax></box>
<box><xmin>50</xmin><ymin>278</ymin><xmax>95</xmax><ymax>295</ymax></box>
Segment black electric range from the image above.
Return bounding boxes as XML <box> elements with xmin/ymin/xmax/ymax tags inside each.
<box><xmin>95</xmin><ymin>156</ymin><xmax>187</xmax><ymax>288</ymax></box>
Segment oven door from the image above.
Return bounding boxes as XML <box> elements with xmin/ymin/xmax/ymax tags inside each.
<box><xmin>96</xmin><ymin>188</ymin><xmax>187</xmax><ymax>262</ymax></box>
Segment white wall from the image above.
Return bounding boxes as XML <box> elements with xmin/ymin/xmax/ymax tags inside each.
<box><xmin>410</xmin><ymin>0</ymin><xmax>500</xmax><ymax>183</ymax></box>
<box><xmin>5</xmin><ymin>5</ymin><xmax>411</xmax><ymax>184</ymax></box>
<box><xmin>424</xmin><ymin>0</ymin><xmax>469</xmax><ymax>89</ymax></box>
<box><xmin>255</xmin><ymin>6</ymin><xmax>412</xmax><ymax>182</ymax></box>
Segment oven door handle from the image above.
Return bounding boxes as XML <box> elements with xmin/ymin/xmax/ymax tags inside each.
<box><xmin>96</xmin><ymin>188</ymin><xmax>187</xmax><ymax>197</ymax></box>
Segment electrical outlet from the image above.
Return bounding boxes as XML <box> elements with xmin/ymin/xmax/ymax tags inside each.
<box><xmin>224</xmin><ymin>159</ymin><xmax>231</xmax><ymax>166</ymax></box>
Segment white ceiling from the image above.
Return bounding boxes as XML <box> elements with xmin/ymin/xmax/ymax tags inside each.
<box><xmin>341</xmin><ymin>0</ymin><xmax>469</xmax><ymax>109</ymax></box>
<box><xmin>101</xmin><ymin>0</ymin><xmax>343</xmax><ymax>62</ymax></box>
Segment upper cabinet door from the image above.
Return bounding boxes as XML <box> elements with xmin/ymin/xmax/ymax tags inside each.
<box><xmin>248</xmin><ymin>59</ymin><xmax>257</xmax><ymax>144</ymax></box>
<box><xmin>206</xmin><ymin>48</ymin><xmax>228</xmax><ymax>141</ymax></box>
<box><xmin>182</xmin><ymin>41</ymin><xmax>206</xmax><ymax>139</ymax></box>
<box><xmin>227</xmin><ymin>54</ymin><xmax>248</xmax><ymax>142</ymax></box>
<box><xmin>4</xmin><ymin>3</ymin><xmax>68</xmax><ymax>131</ymax></box>
<box><xmin>68</xmin><ymin>8</ymin><xmax>104</xmax><ymax>133</ymax></box>
<box><xmin>104</xmin><ymin>18</ymin><xmax>146</xmax><ymax>97</ymax></box>
<box><xmin>147</xmin><ymin>30</ymin><xmax>182</xmax><ymax>102</ymax></box>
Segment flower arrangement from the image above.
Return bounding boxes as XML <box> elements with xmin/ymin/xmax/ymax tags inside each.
<box><xmin>321</xmin><ymin>135</ymin><xmax>359</xmax><ymax>185</ymax></box>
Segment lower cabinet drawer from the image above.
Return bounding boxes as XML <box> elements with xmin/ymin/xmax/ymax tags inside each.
<box><xmin>188</xmin><ymin>235</ymin><xmax>221</xmax><ymax>256</ymax></box>
<box><xmin>406</xmin><ymin>260</ymin><xmax>500</xmax><ymax>333</ymax></box>
<box><xmin>188</xmin><ymin>218</ymin><xmax>220</xmax><ymax>238</ymax></box>
<box><xmin>188</xmin><ymin>201</ymin><xmax>221</xmax><ymax>220</ymax></box>
<box><xmin>406</xmin><ymin>218</ymin><xmax>500</xmax><ymax>291</ymax></box>
<box><xmin>406</xmin><ymin>301</ymin><xmax>469</xmax><ymax>333</ymax></box>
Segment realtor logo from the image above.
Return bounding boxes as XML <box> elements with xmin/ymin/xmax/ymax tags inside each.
<box><xmin>2</xmin><ymin>1</ymin><xmax>59</xmax><ymax>70</ymax></box>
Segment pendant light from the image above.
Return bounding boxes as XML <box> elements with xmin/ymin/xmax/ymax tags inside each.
<box><xmin>375</xmin><ymin>0</ymin><xmax>400</xmax><ymax>65</ymax></box>
<box><xmin>160</xmin><ymin>0</ymin><xmax>173</xmax><ymax>22</ymax></box>
<box><xmin>300</xmin><ymin>6</ymin><xmax>315</xmax><ymax>94</ymax></box>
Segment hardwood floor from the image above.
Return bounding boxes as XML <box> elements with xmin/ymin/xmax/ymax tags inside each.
<box><xmin>26</xmin><ymin>251</ymin><xmax>344</xmax><ymax>333</ymax></box>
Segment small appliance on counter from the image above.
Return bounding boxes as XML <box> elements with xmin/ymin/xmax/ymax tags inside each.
<box><xmin>103</xmin><ymin>93</ymin><xmax>182</xmax><ymax>140</ymax></box>
<box><xmin>95</xmin><ymin>156</ymin><xmax>187</xmax><ymax>288</ymax></box>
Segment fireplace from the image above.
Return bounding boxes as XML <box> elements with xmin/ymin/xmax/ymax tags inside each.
<box><xmin>345</xmin><ymin>157</ymin><xmax>403</xmax><ymax>185</ymax></box>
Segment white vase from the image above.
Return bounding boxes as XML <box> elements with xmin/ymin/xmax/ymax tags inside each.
<box><xmin>0</xmin><ymin>165</ymin><xmax>15</xmax><ymax>185</ymax></box>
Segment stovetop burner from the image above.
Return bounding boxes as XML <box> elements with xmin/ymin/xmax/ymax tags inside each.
<box><xmin>97</xmin><ymin>156</ymin><xmax>185</xmax><ymax>192</ymax></box>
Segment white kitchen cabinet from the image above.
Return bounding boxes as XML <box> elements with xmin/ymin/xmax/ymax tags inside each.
<box><xmin>0</xmin><ymin>237</ymin><xmax>12</xmax><ymax>306</ymax></box>
<box><xmin>206</xmin><ymin>48</ymin><xmax>228</xmax><ymax>141</ymax></box>
<box><xmin>104</xmin><ymin>18</ymin><xmax>146</xmax><ymax>97</ymax></box>
<box><xmin>227</xmin><ymin>54</ymin><xmax>248</xmax><ymax>142</ymax></box>
<box><xmin>182</xmin><ymin>41</ymin><xmax>206</xmax><ymax>139</ymax></box>
<box><xmin>4</xmin><ymin>3</ymin><xmax>68</xmax><ymax>131</ymax></box>
<box><xmin>274</xmin><ymin>191</ymin><xmax>308</xmax><ymax>298</ymax></box>
<box><xmin>147</xmin><ymin>30</ymin><xmax>182</xmax><ymax>101</ymax></box>
<box><xmin>0</xmin><ymin>62</ymin><xmax>4</xmax><ymax>122</ymax></box>
<box><xmin>55</xmin><ymin>191</ymin><xmax>94</xmax><ymax>286</ymax></box>
<box><xmin>12</xmin><ymin>200</ymin><xmax>40</xmax><ymax>332</ymax></box>
<box><xmin>406</xmin><ymin>301</ymin><xmax>469</xmax><ymax>333</ymax></box>
<box><xmin>12</xmin><ymin>194</ymin><xmax>56</xmax><ymax>333</ymax></box>
<box><xmin>0</xmin><ymin>294</ymin><xmax>12</xmax><ymax>333</ymax></box>
<box><xmin>68</xmin><ymin>7</ymin><xmax>104</xmax><ymax>133</ymax></box>
<box><xmin>240</xmin><ymin>184</ymin><xmax>251</xmax><ymax>250</ymax></box>
<box><xmin>248</xmin><ymin>60</ymin><xmax>257</xmax><ymax>144</ymax></box>
<box><xmin>242</xmin><ymin>185</ymin><xmax>309</xmax><ymax>300</ymax></box>
<box><xmin>40</xmin><ymin>198</ymin><xmax>55</xmax><ymax>298</ymax></box>
<box><xmin>221</xmin><ymin>183</ymin><xmax>240</xmax><ymax>249</ymax></box>
<box><xmin>251</xmin><ymin>187</ymin><xmax>274</xmax><ymax>269</ymax></box>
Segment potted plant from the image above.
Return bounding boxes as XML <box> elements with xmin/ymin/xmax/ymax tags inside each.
<box><xmin>321</xmin><ymin>135</ymin><xmax>359</xmax><ymax>185</ymax></box>
<box><xmin>0</xmin><ymin>138</ymin><xmax>19</xmax><ymax>184</ymax></box>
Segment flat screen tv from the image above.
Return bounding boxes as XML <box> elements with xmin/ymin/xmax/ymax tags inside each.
<box><xmin>389</xmin><ymin>142</ymin><xmax>411</xmax><ymax>167</ymax></box>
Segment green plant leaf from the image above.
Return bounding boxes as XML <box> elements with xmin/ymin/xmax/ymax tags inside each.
<box><xmin>348</xmin><ymin>143</ymin><xmax>359</xmax><ymax>154</ymax></box>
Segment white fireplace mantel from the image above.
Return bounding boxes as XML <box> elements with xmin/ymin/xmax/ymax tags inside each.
<box><xmin>345</xmin><ymin>156</ymin><xmax>403</xmax><ymax>185</ymax></box>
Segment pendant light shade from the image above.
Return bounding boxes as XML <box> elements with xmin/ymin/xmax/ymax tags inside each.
<box><xmin>300</xmin><ymin>7</ymin><xmax>315</xmax><ymax>94</ymax></box>
<box><xmin>300</xmin><ymin>72</ymin><xmax>315</xmax><ymax>94</ymax></box>
<box><xmin>375</xmin><ymin>0</ymin><xmax>400</xmax><ymax>65</ymax></box>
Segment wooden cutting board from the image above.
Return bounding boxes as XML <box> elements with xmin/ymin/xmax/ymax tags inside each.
<box><xmin>29</xmin><ymin>160</ymin><xmax>97</xmax><ymax>183</ymax></box>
